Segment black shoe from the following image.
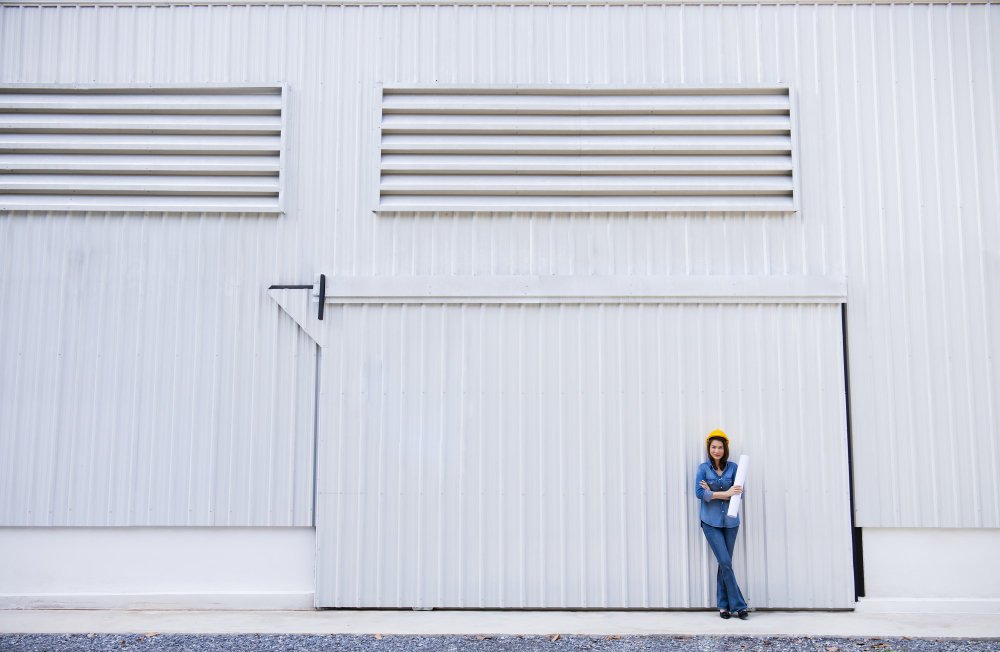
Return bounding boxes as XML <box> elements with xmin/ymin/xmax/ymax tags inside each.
<box><xmin>736</xmin><ymin>609</ymin><xmax>749</xmax><ymax>620</ymax></box>
<box><xmin>719</xmin><ymin>610</ymin><xmax>731</xmax><ymax>619</ymax></box>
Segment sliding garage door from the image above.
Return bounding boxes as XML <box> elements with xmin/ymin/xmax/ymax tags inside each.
<box><xmin>315</xmin><ymin>302</ymin><xmax>853</xmax><ymax>608</ymax></box>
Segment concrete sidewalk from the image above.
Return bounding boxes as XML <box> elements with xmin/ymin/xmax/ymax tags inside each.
<box><xmin>1</xmin><ymin>609</ymin><xmax>999</xmax><ymax>639</ymax></box>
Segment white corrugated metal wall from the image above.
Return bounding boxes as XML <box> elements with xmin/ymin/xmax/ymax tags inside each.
<box><xmin>317</xmin><ymin>301</ymin><xmax>853</xmax><ymax>608</ymax></box>
<box><xmin>0</xmin><ymin>212</ymin><xmax>318</xmax><ymax>526</ymax></box>
<box><xmin>0</xmin><ymin>0</ymin><xmax>997</xmax><ymax>578</ymax></box>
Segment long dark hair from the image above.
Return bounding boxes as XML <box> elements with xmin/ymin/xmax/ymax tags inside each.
<box><xmin>706</xmin><ymin>436</ymin><xmax>729</xmax><ymax>472</ymax></box>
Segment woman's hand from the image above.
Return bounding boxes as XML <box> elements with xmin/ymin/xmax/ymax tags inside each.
<box><xmin>699</xmin><ymin>481</ymin><xmax>742</xmax><ymax>500</ymax></box>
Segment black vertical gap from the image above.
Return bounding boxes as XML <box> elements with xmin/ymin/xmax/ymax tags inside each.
<box><xmin>841</xmin><ymin>303</ymin><xmax>865</xmax><ymax>599</ymax></box>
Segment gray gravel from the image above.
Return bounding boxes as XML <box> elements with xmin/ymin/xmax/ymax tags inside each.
<box><xmin>2</xmin><ymin>635</ymin><xmax>999</xmax><ymax>652</ymax></box>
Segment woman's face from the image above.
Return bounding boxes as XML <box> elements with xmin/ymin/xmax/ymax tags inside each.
<box><xmin>709</xmin><ymin>440</ymin><xmax>725</xmax><ymax>460</ymax></box>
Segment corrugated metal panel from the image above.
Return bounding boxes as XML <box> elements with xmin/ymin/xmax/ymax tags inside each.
<box><xmin>0</xmin><ymin>86</ymin><xmax>283</xmax><ymax>213</ymax></box>
<box><xmin>0</xmin><ymin>2</ymin><xmax>997</xmax><ymax>531</ymax></box>
<box><xmin>838</xmin><ymin>4</ymin><xmax>1000</xmax><ymax>528</ymax></box>
<box><xmin>316</xmin><ymin>302</ymin><xmax>853</xmax><ymax>608</ymax></box>
<box><xmin>378</xmin><ymin>87</ymin><xmax>795</xmax><ymax>213</ymax></box>
<box><xmin>0</xmin><ymin>215</ymin><xmax>318</xmax><ymax>526</ymax></box>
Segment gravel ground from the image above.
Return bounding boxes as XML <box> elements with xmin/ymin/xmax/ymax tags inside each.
<box><xmin>2</xmin><ymin>635</ymin><xmax>999</xmax><ymax>652</ymax></box>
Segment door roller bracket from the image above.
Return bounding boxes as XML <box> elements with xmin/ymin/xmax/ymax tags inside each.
<box><xmin>267</xmin><ymin>273</ymin><xmax>327</xmax><ymax>321</ymax></box>
<box><xmin>317</xmin><ymin>274</ymin><xmax>326</xmax><ymax>321</ymax></box>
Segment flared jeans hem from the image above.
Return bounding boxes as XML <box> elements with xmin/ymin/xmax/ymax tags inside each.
<box><xmin>700</xmin><ymin>521</ymin><xmax>748</xmax><ymax>613</ymax></box>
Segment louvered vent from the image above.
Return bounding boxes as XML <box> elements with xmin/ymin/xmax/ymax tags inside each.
<box><xmin>0</xmin><ymin>85</ymin><xmax>283</xmax><ymax>213</ymax></box>
<box><xmin>378</xmin><ymin>87</ymin><xmax>795</xmax><ymax>213</ymax></box>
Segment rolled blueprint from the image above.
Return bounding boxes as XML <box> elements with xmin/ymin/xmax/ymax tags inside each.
<box><xmin>726</xmin><ymin>454</ymin><xmax>749</xmax><ymax>518</ymax></box>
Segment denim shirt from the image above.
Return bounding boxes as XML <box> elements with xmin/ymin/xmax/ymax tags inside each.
<box><xmin>695</xmin><ymin>460</ymin><xmax>740</xmax><ymax>528</ymax></box>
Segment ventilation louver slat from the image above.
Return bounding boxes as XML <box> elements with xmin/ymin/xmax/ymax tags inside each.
<box><xmin>0</xmin><ymin>86</ymin><xmax>284</xmax><ymax>213</ymax></box>
<box><xmin>378</xmin><ymin>87</ymin><xmax>795</xmax><ymax>214</ymax></box>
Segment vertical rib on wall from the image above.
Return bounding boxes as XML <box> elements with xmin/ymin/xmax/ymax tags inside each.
<box><xmin>0</xmin><ymin>3</ymin><xmax>998</xmax><ymax>528</ymax></box>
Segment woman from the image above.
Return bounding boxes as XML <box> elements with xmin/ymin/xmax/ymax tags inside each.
<box><xmin>695</xmin><ymin>429</ymin><xmax>749</xmax><ymax>619</ymax></box>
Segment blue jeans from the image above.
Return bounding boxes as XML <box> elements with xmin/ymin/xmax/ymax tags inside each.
<box><xmin>700</xmin><ymin>522</ymin><xmax>748</xmax><ymax>613</ymax></box>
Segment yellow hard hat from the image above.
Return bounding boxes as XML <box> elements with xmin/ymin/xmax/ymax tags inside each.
<box><xmin>706</xmin><ymin>429</ymin><xmax>729</xmax><ymax>445</ymax></box>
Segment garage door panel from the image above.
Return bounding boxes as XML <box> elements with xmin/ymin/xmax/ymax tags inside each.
<box><xmin>317</xmin><ymin>303</ymin><xmax>853</xmax><ymax>608</ymax></box>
